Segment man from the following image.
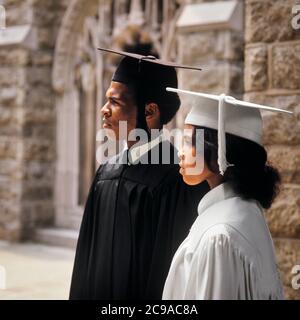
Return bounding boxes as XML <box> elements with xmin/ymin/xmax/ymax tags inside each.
<box><xmin>69</xmin><ymin>48</ymin><xmax>208</xmax><ymax>299</ymax></box>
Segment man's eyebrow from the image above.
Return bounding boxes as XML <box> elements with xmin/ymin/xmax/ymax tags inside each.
<box><xmin>108</xmin><ymin>96</ymin><xmax>122</xmax><ymax>101</ymax></box>
<box><xmin>106</xmin><ymin>92</ymin><xmax>122</xmax><ymax>100</ymax></box>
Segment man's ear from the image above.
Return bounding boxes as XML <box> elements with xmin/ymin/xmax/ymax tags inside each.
<box><xmin>145</xmin><ymin>103</ymin><xmax>160</xmax><ymax>119</ymax></box>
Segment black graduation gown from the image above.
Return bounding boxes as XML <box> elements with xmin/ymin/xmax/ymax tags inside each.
<box><xmin>69</xmin><ymin>140</ymin><xmax>209</xmax><ymax>300</ymax></box>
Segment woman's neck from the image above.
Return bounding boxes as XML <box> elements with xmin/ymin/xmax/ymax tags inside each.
<box><xmin>206</xmin><ymin>174</ymin><xmax>224</xmax><ymax>190</ymax></box>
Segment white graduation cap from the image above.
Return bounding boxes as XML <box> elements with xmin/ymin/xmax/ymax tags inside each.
<box><xmin>166</xmin><ymin>87</ymin><xmax>293</xmax><ymax>175</ymax></box>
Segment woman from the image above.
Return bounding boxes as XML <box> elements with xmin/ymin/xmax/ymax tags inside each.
<box><xmin>162</xmin><ymin>89</ymin><xmax>291</xmax><ymax>300</ymax></box>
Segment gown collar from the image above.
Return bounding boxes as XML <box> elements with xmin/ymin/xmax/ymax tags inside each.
<box><xmin>197</xmin><ymin>182</ymin><xmax>237</xmax><ymax>216</ymax></box>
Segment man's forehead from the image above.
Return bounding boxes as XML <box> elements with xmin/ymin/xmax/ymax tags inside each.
<box><xmin>106</xmin><ymin>81</ymin><xmax>132</xmax><ymax>99</ymax></box>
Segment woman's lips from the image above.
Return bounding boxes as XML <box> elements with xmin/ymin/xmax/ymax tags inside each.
<box><xmin>179</xmin><ymin>162</ymin><xmax>185</xmax><ymax>175</ymax></box>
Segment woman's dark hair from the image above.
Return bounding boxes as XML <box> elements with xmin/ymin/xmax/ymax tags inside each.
<box><xmin>193</xmin><ymin>126</ymin><xmax>281</xmax><ymax>209</ymax></box>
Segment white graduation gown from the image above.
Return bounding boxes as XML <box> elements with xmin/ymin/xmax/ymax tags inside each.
<box><xmin>163</xmin><ymin>183</ymin><xmax>284</xmax><ymax>300</ymax></box>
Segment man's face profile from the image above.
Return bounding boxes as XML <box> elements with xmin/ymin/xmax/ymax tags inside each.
<box><xmin>101</xmin><ymin>81</ymin><xmax>137</xmax><ymax>140</ymax></box>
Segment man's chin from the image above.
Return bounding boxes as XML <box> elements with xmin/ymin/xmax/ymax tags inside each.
<box><xmin>103</xmin><ymin>123</ymin><xmax>111</xmax><ymax>129</ymax></box>
<box><xmin>103</xmin><ymin>127</ymin><xmax>117</xmax><ymax>140</ymax></box>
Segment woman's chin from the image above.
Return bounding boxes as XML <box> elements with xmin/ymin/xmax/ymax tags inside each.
<box><xmin>180</xmin><ymin>170</ymin><xmax>204</xmax><ymax>186</ymax></box>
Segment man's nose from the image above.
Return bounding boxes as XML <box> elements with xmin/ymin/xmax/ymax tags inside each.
<box><xmin>101</xmin><ymin>102</ymin><xmax>110</xmax><ymax>117</ymax></box>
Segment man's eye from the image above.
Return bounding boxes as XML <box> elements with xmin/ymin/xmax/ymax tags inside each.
<box><xmin>113</xmin><ymin>100</ymin><xmax>121</xmax><ymax>106</ymax></box>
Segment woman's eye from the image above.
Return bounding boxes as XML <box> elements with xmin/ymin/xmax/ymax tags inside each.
<box><xmin>183</xmin><ymin>137</ymin><xmax>192</xmax><ymax>145</ymax></box>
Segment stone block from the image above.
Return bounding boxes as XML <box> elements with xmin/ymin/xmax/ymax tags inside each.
<box><xmin>33</xmin><ymin>7</ymin><xmax>56</xmax><ymax>27</ymax></box>
<box><xmin>178</xmin><ymin>29</ymin><xmax>243</xmax><ymax>64</ymax></box>
<box><xmin>0</xmin><ymin>223</ymin><xmax>22</xmax><ymax>242</ymax></box>
<box><xmin>228</xmin><ymin>63</ymin><xmax>244</xmax><ymax>94</ymax></box>
<box><xmin>245</xmin><ymin>44</ymin><xmax>268</xmax><ymax>91</ymax></box>
<box><xmin>0</xmin><ymin>67</ymin><xmax>26</xmax><ymax>87</ymax></box>
<box><xmin>36</xmin><ymin>28</ymin><xmax>55</xmax><ymax>49</ymax></box>
<box><xmin>269</xmin><ymin>41</ymin><xmax>300</xmax><ymax>90</ymax></box>
<box><xmin>0</xmin><ymin>200</ymin><xmax>20</xmax><ymax>223</ymax></box>
<box><xmin>0</xmin><ymin>179</ymin><xmax>21</xmax><ymax>201</ymax></box>
<box><xmin>54</xmin><ymin>0</ymin><xmax>70</xmax><ymax>11</ymax></box>
<box><xmin>3</xmin><ymin>0</ymin><xmax>25</xmax><ymax>6</ymax></box>
<box><xmin>23</xmin><ymin>124</ymin><xmax>55</xmax><ymax>140</ymax></box>
<box><xmin>0</xmin><ymin>48</ymin><xmax>29</xmax><ymax>66</ymax></box>
<box><xmin>0</xmin><ymin>137</ymin><xmax>19</xmax><ymax>159</ymax></box>
<box><xmin>31</xmin><ymin>51</ymin><xmax>53</xmax><ymax>66</ymax></box>
<box><xmin>179</xmin><ymin>62</ymin><xmax>226</xmax><ymax>94</ymax></box>
<box><xmin>243</xmin><ymin>93</ymin><xmax>300</xmax><ymax>146</ymax></box>
<box><xmin>267</xmin><ymin>146</ymin><xmax>300</xmax><ymax>184</ymax></box>
<box><xmin>0</xmin><ymin>159</ymin><xmax>22</xmax><ymax>179</ymax></box>
<box><xmin>245</xmin><ymin>0</ymin><xmax>300</xmax><ymax>43</ymax></box>
<box><xmin>22</xmin><ymin>161</ymin><xmax>54</xmax><ymax>182</ymax></box>
<box><xmin>23</xmin><ymin>139</ymin><xmax>55</xmax><ymax>161</ymax></box>
<box><xmin>0</xmin><ymin>105</ymin><xmax>22</xmax><ymax>137</ymax></box>
<box><xmin>27</xmin><ymin>66</ymin><xmax>52</xmax><ymax>86</ymax></box>
<box><xmin>0</xmin><ymin>106</ymin><xmax>15</xmax><ymax>126</ymax></box>
<box><xmin>0</xmin><ymin>87</ymin><xmax>25</xmax><ymax>107</ymax></box>
<box><xmin>266</xmin><ymin>184</ymin><xmax>300</xmax><ymax>238</ymax></box>
<box><xmin>25</xmin><ymin>87</ymin><xmax>54</xmax><ymax>110</ymax></box>
<box><xmin>20</xmin><ymin>200</ymin><xmax>55</xmax><ymax>240</ymax></box>
<box><xmin>23</xmin><ymin>108</ymin><xmax>55</xmax><ymax>127</ymax></box>
<box><xmin>179</xmin><ymin>61</ymin><xmax>243</xmax><ymax>95</ymax></box>
<box><xmin>23</xmin><ymin>88</ymin><xmax>55</xmax><ymax>130</ymax></box>
<box><xmin>4</xmin><ymin>2</ymin><xmax>33</xmax><ymax>26</ymax></box>
<box><xmin>22</xmin><ymin>183</ymin><xmax>53</xmax><ymax>201</ymax></box>
<box><xmin>274</xmin><ymin>238</ymin><xmax>300</xmax><ymax>300</ymax></box>
<box><xmin>263</xmin><ymin>111</ymin><xmax>300</xmax><ymax>146</ymax></box>
<box><xmin>34</xmin><ymin>201</ymin><xmax>55</xmax><ymax>226</ymax></box>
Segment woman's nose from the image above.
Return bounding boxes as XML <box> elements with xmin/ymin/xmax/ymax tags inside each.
<box><xmin>178</xmin><ymin>149</ymin><xmax>184</xmax><ymax>160</ymax></box>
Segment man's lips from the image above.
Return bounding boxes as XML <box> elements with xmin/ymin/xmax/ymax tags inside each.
<box><xmin>102</xmin><ymin>118</ymin><xmax>112</xmax><ymax>128</ymax></box>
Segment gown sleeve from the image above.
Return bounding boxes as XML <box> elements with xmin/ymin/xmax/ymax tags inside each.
<box><xmin>183</xmin><ymin>224</ymin><xmax>260</xmax><ymax>300</ymax></box>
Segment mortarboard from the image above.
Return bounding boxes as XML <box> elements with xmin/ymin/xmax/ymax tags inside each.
<box><xmin>166</xmin><ymin>87</ymin><xmax>293</xmax><ymax>175</ymax></box>
<box><xmin>97</xmin><ymin>47</ymin><xmax>202</xmax><ymax>71</ymax></box>
<box><xmin>97</xmin><ymin>47</ymin><xmax>202</xmax><ymax>129</ymax></box>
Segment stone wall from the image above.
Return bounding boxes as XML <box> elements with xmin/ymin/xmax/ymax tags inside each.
<box><xmin>0</xmin><ymin>0</ymin><xmax>68</xmax><ymax>241</ymax></box>
<box><xmin>244</xmin><ymin>0</ymin><xmax>300</xmax><ymax>299</ymax></box>
<box><xmin>176</xmin><ymin>0</ymin><xmax>300</xmax><ymax>299</ymax></box>
<box><xmin>176</xmin><ymin>0</ymin><xmax>244</xmax><ymax>128</ymax></box>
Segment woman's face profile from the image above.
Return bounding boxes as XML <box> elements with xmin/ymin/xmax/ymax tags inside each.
<box><xmin>178</xmin><ymin>124</ymin><xmax>211</xmax><ymax>186</ymax></box>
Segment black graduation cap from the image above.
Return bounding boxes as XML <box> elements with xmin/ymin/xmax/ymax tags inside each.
<box><xmin>97</xmin><ymin>47</ymin><xmax>202</xmax><ymax>71</ymax></box>
<box><xmin>97</xmin><ymin>47</ymin><xmax>202</xmax><ymax>129</ymax></box>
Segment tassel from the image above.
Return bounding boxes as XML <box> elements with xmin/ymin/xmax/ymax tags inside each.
<box><xmin>218</xmin><ymin>94</ymin><xmax>228</xmax><ymax>175</ymax></box>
